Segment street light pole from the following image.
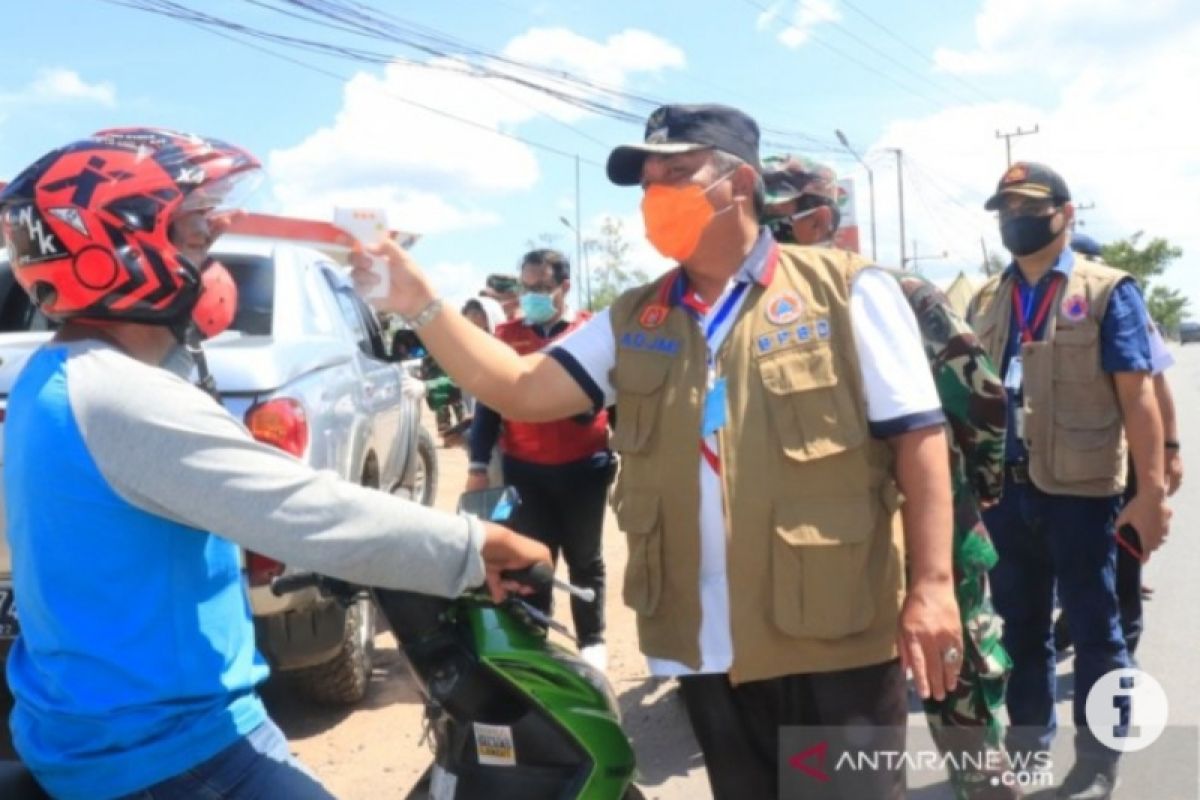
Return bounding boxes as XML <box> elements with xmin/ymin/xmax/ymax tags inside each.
<box><xmin>886</xmin><ymin>148</ymin><xmax>907</xmax><ymax>268</ymax></box>
<box><xmin>559</xmin><ymin>213</ymin><xmax>591</xmax><ymax>312</ymax></box>
<box><xmin>834</xmin><ymin>129</ymin><xmax>877</xmax><ymax>261</ymax></box>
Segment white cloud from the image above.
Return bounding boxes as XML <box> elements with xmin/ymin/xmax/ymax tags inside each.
<box><xmin>867</xmin><ymin>4</ymin><xmax>1200</xmax><ymax>303</ymax></box>
<box><xmin>935</xmin><ymin>0</ymin><xmax>1184</xmax><ymax>76</ymax></box>
<box><xmin>268</xmin><ymin>28</ymin><xmax>684</xmax><ymax>236</ymax></box>
<box><xmin>503</xmin><ymin>28</ymin><xmax>685</xmax><ymax>91</ymax></box>
<box><xmin>0</xmin><ymin>68</ymin><xmax>116</xmax><ymax>108</ymax></box>
<box><xmin>757</xmin><ymin>0</ymin><xmax>840</xmax><ymax>49</ymax></box>
<box><xmin>425</xmin><ymin>260</ymin><xmax>495</xmax><ymax>306</ymax></box>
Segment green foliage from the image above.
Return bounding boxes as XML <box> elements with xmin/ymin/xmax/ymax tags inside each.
<box><xmin>1146</xmin><ymin>285</ymin><xmax>1190</xmax><ymax>335</ymax></box>
<box><xmin>587</xmin><ymin>217</ymin><xmax>649</xmax><ymax>310</ymax></box>
<box><xmin>1100</xmin><ymin>233</ymin><xmax>1190</xmax><ymax>333</ymax></box>
<box><xmin>1100</xmin><ymin>234</ymin><xmax>1182</xmax><ymax>285</ymax></box>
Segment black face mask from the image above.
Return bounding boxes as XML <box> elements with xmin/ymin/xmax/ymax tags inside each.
<box><xmin>768</xmin><ymin>218</ymin><xmax>797</xmax><ymax>244</ymax></box>
<box><xmin>1000</xmin><ymin>214</ymin><xmax>1059</xmax><ymax>256</ymax></box>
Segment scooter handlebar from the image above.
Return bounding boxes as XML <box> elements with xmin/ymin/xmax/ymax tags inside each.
<box><xmin>500</xmin><ymin>562</ymin><xmax>555</xmax><ymax>590</ymax></box>
<box><xmin>270</xmin><ymin>572</ymin><xmax>322</xmax><ymax>597</ymax></box>
<box><xmin>500</xmin><ymin>562</ymin><xmax>597</xmax><ymax>603</ymax></box>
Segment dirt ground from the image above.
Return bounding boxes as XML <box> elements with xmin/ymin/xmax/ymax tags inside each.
<box><xmin>265</xmin><ymin>435</ymin><xmax>712</xmax><ymax>799</ymax></box>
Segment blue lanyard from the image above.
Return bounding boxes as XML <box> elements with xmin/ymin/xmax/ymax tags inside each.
<box><xmin>705</xmin><ymin>280</ymin><xmax>749</xmax><ymax>343</ymax></box>
<box><xmin>1018</xmin><ymin>281</ymin><xmax>1036</xmax><ymax>324</ymax></box>
<box><xmin>703</xmin><ymin>280</ymin><xmax>749</xmax><ymax>384</ymax></box>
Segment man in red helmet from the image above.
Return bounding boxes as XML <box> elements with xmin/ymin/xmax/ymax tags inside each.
<box><xmin>0</xmin><ymin>129</ymin><xmax>549</xmax><ymax>800</ymax></box>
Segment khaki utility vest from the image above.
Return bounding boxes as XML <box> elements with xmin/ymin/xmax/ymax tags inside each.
<box><xmin>607</xmin><ymin>245</ymin><xmax>904</xmax><ymax>682</ymax></box>
<box><xmin>967</xmin><ymin>256</ymin><xmax>1129</xmax><ymax>497</ymax></box>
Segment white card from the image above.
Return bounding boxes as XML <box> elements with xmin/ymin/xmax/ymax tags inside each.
<box><xmin>333</xmin><ymin>207</ymin><xmax>390</xmax><ymax>301</ymax></box>
<box><xmin>1004</xmin><ymin>355</ymin><xmax>1023</xmax><ymax>393</ymax></box>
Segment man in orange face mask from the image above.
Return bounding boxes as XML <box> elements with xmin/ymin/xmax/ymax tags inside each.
<box><xmin>353</xmin><ymin>103</ymin><xmax>961</xmax><ymax>800</ymax></box>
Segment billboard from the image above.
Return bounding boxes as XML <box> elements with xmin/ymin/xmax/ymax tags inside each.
<box><xmin>833</xmin><ymin>177</ymin><xmax>861</xmax><ymax>254</ymax></box>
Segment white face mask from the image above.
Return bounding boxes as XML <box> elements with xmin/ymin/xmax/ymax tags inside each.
<box><xmin>787</xmin><ymin>207</ymin><xmax>821</xmax><ymax>223</ymax></box>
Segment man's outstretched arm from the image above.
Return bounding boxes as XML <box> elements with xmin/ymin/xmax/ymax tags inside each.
<box><xmin>358</xmin><ymin>240</ymin><xmax>592</xmax><ymax>422</ymax></box>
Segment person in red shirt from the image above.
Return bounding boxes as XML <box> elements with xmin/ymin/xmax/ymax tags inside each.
<box><xmin>466</xmin><ymin>249</ymin><xmax>614</xmax><ymax>670</ymax></box>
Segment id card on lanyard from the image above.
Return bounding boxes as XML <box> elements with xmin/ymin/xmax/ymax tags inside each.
<box><xmin>1007</xmin><ymin>274</ymin><xmax>1062</xmax><ymax>385</ymax></box>
<box><xmin>700</xmin><ymin>281</ymin><xmax>749</xmax><ymax>441</ymax></box>
<box><xmin>1008</xmin><ymin>274</ymin><xmax>1062</xmax><ymax>437</ymax></box>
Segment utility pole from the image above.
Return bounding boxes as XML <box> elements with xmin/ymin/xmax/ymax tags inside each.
<box><xmin>835</xmin><ymin>129</ymin><xmax>877</xmax><ymax>260</ymax></box>
<box><xmin>575</xmin><ymin>155</ymin><xmax>585</xmax><ymax>310</ymax></box>
<box><xmin>887</xmin><ymin>148</ymin><xmax>907</xmax><ymax>268</ymax></box>
<box><xmin>903</xmin><ymin>240</ymin><xmax>948</xmax><ymax>271</ymax></box>
<box><xmin>561</xmin><ymin>157</ymin><xmax>593</xmax><ymax>310</ymax></box>
<box><xmin>1073</xmin><ymin>200</ymin><xmax>1096</xmax><ymax>228</ymax></box>
<box><xmin>995</xmin><ymin>125</ymin><xmax>1039</xmax><ymax>166</ymax></box>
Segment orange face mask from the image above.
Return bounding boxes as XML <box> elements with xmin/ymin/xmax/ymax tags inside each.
<box><xmin>641</xmin><ymin>173</ymin><xmax>734</xmax><ymax>262</ymax></box>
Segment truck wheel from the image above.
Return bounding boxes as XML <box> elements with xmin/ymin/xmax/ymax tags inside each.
<box><xmin>411</xmin><ymin>426</ymin><xmax>439</xmax><ymax>507</ymax></box>
<box><xmin>288</xmin><ymin>595</ymin><xmax>375</xmax><ymax>706</ymax></box>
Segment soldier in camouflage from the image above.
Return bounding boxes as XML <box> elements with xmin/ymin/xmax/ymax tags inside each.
<box><xmin>765</xmin><ymin>155</ymin><xmax>1018</xmax><ymax>800</ymax></box>
<box><xmin>761</xmin><ymin>154</ymin><xmax>842</xmax><ymax>246</ymax></box>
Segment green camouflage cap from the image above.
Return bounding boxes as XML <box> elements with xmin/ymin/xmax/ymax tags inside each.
<box><xmin>762</xmin><ymin>154</ymin><xmax>839</xmax><ymax>205</ymax></box>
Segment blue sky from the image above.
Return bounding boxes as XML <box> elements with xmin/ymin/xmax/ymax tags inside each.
<box><xmin>4</xmin><ymin>0</ymin><xmax>1199</xmax><ymax>307</ymax></box>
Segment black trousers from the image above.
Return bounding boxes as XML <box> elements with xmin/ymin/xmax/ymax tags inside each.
<box><xmin>678</xmin><ymin>659</ymin><xmax>908</xmax><ymax>800</ymax></box>
<box><xmin>502</xmin><ymin>452</ymin><xmax>615</xmax><ymax>646</ymax></box>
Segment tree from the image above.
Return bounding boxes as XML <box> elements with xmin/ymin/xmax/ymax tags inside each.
<box><xmin>1100</xmin><ymin>233</ymin><xmax>1190</xmax><ymax>334</ymax></box>
<box><xmin>587</xmin><ymin>217</ymin><xmax>648</xmax><ymax>310</ymax></box>
<box><xmin>1146</xmin><ymin>285</ymin><xmax>1190</xmax><ymax>335</ymax></box>
<box><xmin>523</xmin><ymin>231</ymin><xmax>562</xmax><ymax>253</ymax></box>
<box><xmin>1100</xmin><ymin>233</ymin><xmax>1182</xmax><ymax>285</ymax></box>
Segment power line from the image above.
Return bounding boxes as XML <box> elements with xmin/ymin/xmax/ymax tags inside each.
<box><xmin>138</xmin><ymin>7</ymin><xmax>606</xmax><ymax>167</ymax></box>
<box><xmin>905</xmin><ymin>167</ymin><xmax>986</xmax><ymax>266</ymax></box>
<box><xmin>901</xmin><ymin>155</ymin><xmax>986</xmax><ymax>218</ymax></box>
<box><xmin>838</xmin><ymin>0</ymin><xmax>999</xmax><ymax>105</ymax></box>
<box><xmin>287</xmin><ymin>0</ymin><xmax>851</xmax><ymax>152</ymax></box>
<box><xmin>104</xmin><ymin>0</ymin><xmax>853</xmax><ymax>160</ymax></box>
<box><xmin>741</xmin><ymin>0</ymin><xmax>948</xmax><ymax>111</ymax></box>
<box><xmin>819</xmin><ymin>17</ymin><xmax>979</xmax><ymax>107</ymax></box>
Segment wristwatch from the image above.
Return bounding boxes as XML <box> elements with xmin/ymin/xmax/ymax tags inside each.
<box><xmin>403</xmin><ymin>297</ymin><xmax>444</xmax><ymax>330</ymax></box>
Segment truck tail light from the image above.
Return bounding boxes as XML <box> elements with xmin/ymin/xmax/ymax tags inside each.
<box><xmin>245</xmin><ymin>398</ymin><xmax>308</xmax><ymax>458</ymax></box>
<box><xmin>243</xmin><ymin>399</ymin><xmax>307</xmax><ymax>586</ymax></box>
<box><xmin>246</xmin><ymin>551</ymin><xmax>285</xmax><ymax>587</ymax></box>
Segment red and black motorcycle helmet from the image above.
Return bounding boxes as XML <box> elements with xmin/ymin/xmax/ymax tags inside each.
<box><xmin>0</xmin><ymin>127</ymin><xmax>260</xmax><ymax>331</ymax></box>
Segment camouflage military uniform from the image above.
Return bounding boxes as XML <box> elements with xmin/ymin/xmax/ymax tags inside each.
<box><xmin>888</xmin><ymin>270</ymin><xmax>1017</xmax><ymax>800</ymax></box>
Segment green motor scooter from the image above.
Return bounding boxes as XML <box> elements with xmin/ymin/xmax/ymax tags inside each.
<box><xmin>276</xmin><ymin>487</ymin><xmax>641</xmax><ymax>799</ymax></box>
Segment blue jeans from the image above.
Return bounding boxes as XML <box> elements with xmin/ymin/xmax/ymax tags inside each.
<box><xmin>120</xmin><ymin>719</ymin><xmax>334</xmax><ymax>799</ymax></box>
<box><xmin>983</xmin><ymin>476</ymin><xmax>1130</xmax><ymax>765</ymax></box>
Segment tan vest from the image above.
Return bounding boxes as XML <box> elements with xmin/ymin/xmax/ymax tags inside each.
<box><xmin>967</xmin><ymin>256</ymin><xmax>1129</xmax><ymax>497</ymax></box>
<box><xmin>607</xmin><ymin>245</ymin><xmax>904</xmax><ymax>683</ymax></box>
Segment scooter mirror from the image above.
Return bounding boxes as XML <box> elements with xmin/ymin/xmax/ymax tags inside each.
<box><xmin>457</xmin><ymin>485</ymin><xmax>521</xmax><ymax>522</ymax></box>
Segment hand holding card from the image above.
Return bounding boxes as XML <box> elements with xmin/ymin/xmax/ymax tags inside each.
<box><xmin>334</xmin><ymin>207</ymin><xmax>390</xmax><ymax>301</ymax></box>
